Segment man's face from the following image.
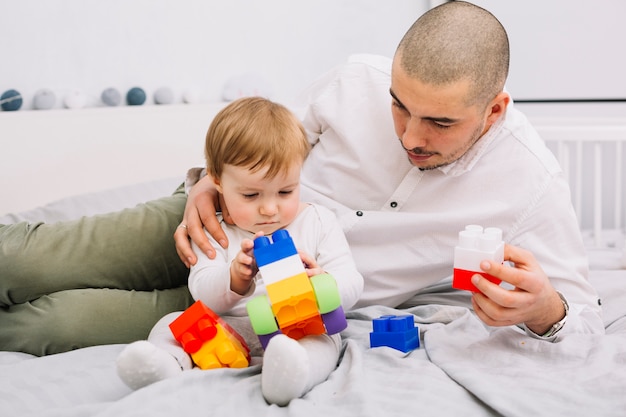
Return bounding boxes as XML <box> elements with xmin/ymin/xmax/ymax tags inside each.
<box><xmin>390</xmin><ymin>59</ymin><xmax>491</xmax><ymax>170</ymax></box>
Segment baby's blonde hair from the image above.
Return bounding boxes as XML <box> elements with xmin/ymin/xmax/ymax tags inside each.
<box><xmin>205</xmin><ymin>97</ymin><xmax>310</xmax><ymax>180</ymax></box>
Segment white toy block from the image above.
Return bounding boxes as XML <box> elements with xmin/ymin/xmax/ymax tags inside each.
<box><xmin>258</xmin><ymin>254</ymin><xmax>306</xmax><ymax>286</ymax></box>
<box><xmin>453</xmin><ymin>225</ymin><xmax>504</xmax><ymax>291</ymax></box>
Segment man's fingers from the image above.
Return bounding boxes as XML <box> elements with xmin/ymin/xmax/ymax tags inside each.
<box><xmin>174</xmin><ymin>224</ymin><xmax>195</xmax><ymax>268</ymax></box>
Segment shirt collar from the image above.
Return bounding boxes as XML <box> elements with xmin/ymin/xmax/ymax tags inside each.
<box><xmin>435</xmin><ymin>109</ymin><xmax>507</xmax><ymax>177</ymax></box>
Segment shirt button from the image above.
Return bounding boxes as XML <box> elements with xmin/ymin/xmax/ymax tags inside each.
<box><xmin>356</xmin><ymin>211</ymin><xmax>363</xmax><ymax>217</ymax></box>
<box><xmin>390</xmin><ymin>201</ymin><xmax>398</xmax><ymax>208</ymax></box>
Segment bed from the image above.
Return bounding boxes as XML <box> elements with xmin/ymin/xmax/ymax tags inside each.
<box><xmin>1</xmin><ymin>102</ymin><xmax>625</xmax><ymax>417</ymax></box>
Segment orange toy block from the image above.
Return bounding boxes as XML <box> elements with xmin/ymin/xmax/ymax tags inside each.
<box><xmin>266</xmin><ymin>273</ymin><xmax>319</xmax><ymax>329</ymax></box>
<box><xmin>280</xmin><ymin>315</ymin><xmax>326</xmax><ymax>340</ymax></box>
<box><xmin>169</xmin><ymin>300</ymin><xmax>251</xmax><ymax>370</ymax></box>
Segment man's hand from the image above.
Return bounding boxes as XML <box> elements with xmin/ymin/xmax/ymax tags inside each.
<box><xmin>470</xmin><ymin>244</ymin><xmax>566</xmax><ymax>335</ymax></box>
<box><xmin>174</xmin><ymin>175</ymin><xmax>229</xmax><ymax>267</ymax></box>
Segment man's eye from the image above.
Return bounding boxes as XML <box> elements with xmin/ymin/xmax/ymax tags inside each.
<box><xmin>392</xmin><ymin>101</ymin><xmax>408</xmax><ymax>112</ymax></box>
<box><xmin>434</xmin><ymin>122</ymin><xmax>452</xmax><ymax>129</ymax></box>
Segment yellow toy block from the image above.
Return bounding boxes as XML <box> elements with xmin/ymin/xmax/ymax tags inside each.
<box><xmin>191</xmin><ymin>324</ymin><xmax>250</xmax><ymax>370</ymax></box>
<box><xmin>266</xmin><ymin>273</ymin><xmax>319</xmax><ymax>329</ymax></box>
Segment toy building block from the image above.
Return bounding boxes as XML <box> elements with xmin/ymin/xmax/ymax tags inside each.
<box><xmin>370</xmin><ymin>315</ymin><xmax>419</xmax><ymax>353</ymax></box>
<box><xmin>169</xmin><ymin>300</ymin><xmax>251</xmax><ymax>370</ymax></box>
<box><xmin>246</xmin><ymin>229</ymin><xmax>347</xmax><ymax>349</ymax></box>
<box><xmin>453</xmin><ymin>225</ymin><xmax>504</xmax><ymax>292</ymax></box>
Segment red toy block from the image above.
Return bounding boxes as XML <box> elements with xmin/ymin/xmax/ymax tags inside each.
<box><xmin>280</xmin><ymin>314</ymin><xmax>326</xmax><ymax>340</ymax></box>
<box><xmin>453</xmin><ymin>225</ymin><xmax>504</xmax><ymax>292</ymax></box>
<box><xmin>169</xmin><ymin>300</ymin><xmax>251</xmax><ymax>370</ymax></box>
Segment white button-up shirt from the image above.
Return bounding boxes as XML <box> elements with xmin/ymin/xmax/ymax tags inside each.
<box><xmin>296</xmin><ymin>54</ymin><xmax>603</xmax><ymax>336</ymax></box>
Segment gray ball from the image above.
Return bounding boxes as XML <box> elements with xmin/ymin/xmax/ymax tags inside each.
<box><xmin>33</xmin><ymin>89</ymin><xmax>56</xmax><ymax>110</ymax></box>
<box><xmin>154</xmin><ymin>87</ymin><xmax>174</xmax><ymax>105</ymax></box>
<box><xmin>101</xmin><ymin>88</ymin><xmax>122</xmax><ymax>106</ymax></box>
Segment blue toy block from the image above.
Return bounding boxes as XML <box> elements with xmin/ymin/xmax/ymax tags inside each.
<box><xmin>254</xmin><ymin>230</ymin><xmax>298</xmax><ymax>267</ymax></box>
<box><xmin>370</xmin><ymin>315</ymin><xmax>419</xmax><ymax>353</ymax></box>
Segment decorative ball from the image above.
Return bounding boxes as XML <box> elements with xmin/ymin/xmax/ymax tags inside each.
<box><xmin>1</xmin><ymin>89</ymin><xmax>23</xmax><ymax>111</ymax></box>
<box><xmin>222</xmin><ymin>73</ymin><xmax>273</xmax><ymax>102</ymax></box>
<box><xmin>182</xmin><ymin>90</ymin><xmax>199</xmax><ymax>104</ymax></box>
<box><xmin>101</xmin><ymin>87</ymin><xmax>122</xmax><ymax>106</ymax></box>
<box><xmin>63</xmin><ymin>90</ymin><xmax>87</xmax><ymax>109</ymax></box>
<box><xmin>154</xmin><ymin>87</ymin><xmax>174</xmax><ymax>105</ymax></box>
<box><xmin>33</xmin><ymin>89</ymin><xmax>56</xmax><ymax>110</ymax></box>
<box><xmin>126</xmin><ymin>87</ymin><xmax>146</xmax><ymax>106</ymax></box>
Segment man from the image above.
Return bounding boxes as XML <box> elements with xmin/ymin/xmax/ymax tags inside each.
<box><xmin>175</xmin><ymin>1</ymin><xmax>602</xmax><ymax>339</ymax></box>
<box><xmin>0</xmin><ymin>1</ymin><xmax>602</xmax><ymax>355</ymax></box>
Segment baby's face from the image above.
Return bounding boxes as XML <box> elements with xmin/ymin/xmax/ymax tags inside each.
<box><xmin>216</xmin><ymin>163</ymin><xmax>303</xmax><ymax>235</ymax></box>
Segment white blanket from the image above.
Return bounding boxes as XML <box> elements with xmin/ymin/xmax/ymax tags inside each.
<box><xmin>1</xmin><ymin>181</ymin><xmax>625</xmax><ymax>417</ymax></box>
<box><xmin>2</xmin><ymin>270</ymin><xmax>625</xmax><ymax>417</ymax></box>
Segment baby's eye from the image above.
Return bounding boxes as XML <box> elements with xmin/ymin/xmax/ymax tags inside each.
<box><xmin>279</xmin><ymin>190</ymin><xmax>293</xmax><ymax>195</ymax></box>
<box><xmin>242</xmin><ymin>193</ymin><xmax>258</xmax><ymax>199</ymax></box>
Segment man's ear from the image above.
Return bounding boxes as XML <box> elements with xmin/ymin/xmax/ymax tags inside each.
<box><xmin>484</xmin><ymin>91</ymin><xmax>510</xmax><ymax>126</ymax></box>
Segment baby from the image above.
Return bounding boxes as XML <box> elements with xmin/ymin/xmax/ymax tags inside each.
<box><xmin>116</xmin><ymin>96</ymin><xmax>363</xmax><ymax>406</ymax></box>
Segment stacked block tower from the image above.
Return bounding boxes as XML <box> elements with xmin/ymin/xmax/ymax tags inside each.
<box><xmin>246</xmin><ymin>230</ymin><xmax>347</xmax><ymax>350</ymax></box>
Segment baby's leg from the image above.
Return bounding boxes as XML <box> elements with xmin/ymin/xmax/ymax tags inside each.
<box><xmin>116</xmin><ymin>312</ymin><xmax>192</xmax><ymax>390</ymax></box>
<box><xmin>261</xmin><ymin>333</ymin><xmax>341</xmax><ymax>406</ymax></box>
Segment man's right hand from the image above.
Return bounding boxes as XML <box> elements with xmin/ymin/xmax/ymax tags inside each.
<box><xmin>174</xmin><ymin>175</ymin><xmax>229</xmax><ymax>267</ymax></box>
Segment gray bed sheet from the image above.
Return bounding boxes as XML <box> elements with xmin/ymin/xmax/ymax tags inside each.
<box><xmin>1</xmin><ymin>179</ymin><xmax>625</xmax><ymax>417</ymax></box>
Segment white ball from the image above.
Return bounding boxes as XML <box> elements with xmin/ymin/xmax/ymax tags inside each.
<box><xmin>182</xmin><ymin>90</ymin><xmax>199</xmax><ymax>104</ymax></box>
<box><xmin>33</xmin><ymin>89</ymin><xmax>56</xmax><ymax>110</ymax></box>
<box><xmin>64</xmin><ymin>91</ymin><xmax>87</xmax><ymax>109</ymax></box>
<box><xmin>154</xmin><ymin>87</ymin><xmax>174</xmax><ymax>105</ymax></box>
<box><xmin>222</xmin><ymin>73</ymin><xmax>273</xmax><ymax>102</ymax></box>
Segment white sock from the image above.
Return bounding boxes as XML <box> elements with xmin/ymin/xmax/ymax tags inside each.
<box><xmin>261</xmin><ymin>334</ymin><xmax>341</xmax><ymax>406</ymax></box>
<box><xmin>116</xmin><ymin>340</ymin><xmax>184</xmax><ymax>390</ymax></box>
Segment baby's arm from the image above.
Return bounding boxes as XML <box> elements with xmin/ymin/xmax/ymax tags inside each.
<box><xmin>189</xmin><ymin>228</ymin><xmax>255</xmax><ymax>314</ymax></box>
<box><xmin>312</xmin><ymin>208</ymin><xmax>364</xmax><ymax>311</ymax></box>
<box><xmin>230</xmin><ymin>237</ymin><xmax>258</xmax><ymax>295</ymax></box>
<box><xmin>298</xmin><ymin>250</ymin><xmax>324</xmax><ymax>277</ymax></box>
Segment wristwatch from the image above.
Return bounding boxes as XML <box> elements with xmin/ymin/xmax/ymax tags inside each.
<box><xmin>540</xmin><ymin>292</ymin><xmax>569</xmax><ymax>338</ymax></box>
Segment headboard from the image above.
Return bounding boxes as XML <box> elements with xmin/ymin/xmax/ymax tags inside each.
<box><xmin>530</xmin><ymin>115</ymin><xmax>626</xmax><ymax>249</ymax></box>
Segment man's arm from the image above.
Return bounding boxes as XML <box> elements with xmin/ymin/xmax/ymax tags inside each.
<box><xmin>174</xmin><ymin>174</ymin><xmax>229</xmax><ymax>266</ymax></box>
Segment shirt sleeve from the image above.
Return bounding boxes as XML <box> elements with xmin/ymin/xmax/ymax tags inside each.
<box><xmin>184</xmin><ymin>167</ymin><xmax>206</xmax><ymax>195</ymax></box>
<box><xmin>187</xmin><ymin>227</ymin><xmax>256</xmax><ymax>314</ymax></box>
<box><xmin>309</xmin><ymin>205</ymin><xmax>364</xmax><ymax>311</ymax></box>
<box><xmin>511</xmin><ymin>173</ymin><xmax>604</xmax><ymax>338</ymax></box>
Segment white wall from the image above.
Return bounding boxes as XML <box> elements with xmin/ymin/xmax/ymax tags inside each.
<box><xmin>471</xmin><ymin>0</ymin><xmax>626</xmax><ymax>101</ymax></box>
<box><xmin>0</xmin><ymin>0</ymin><xmax>425</xmax><ymax>110</ymax></box>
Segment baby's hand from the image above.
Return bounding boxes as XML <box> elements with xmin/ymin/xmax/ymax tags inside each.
<box><xmin>298</xmin><ymin>250</ymin><xmax>324</xmax><ymax>277</ymax></box>
<box><xmin>230</xmin><ymin>234</ymin><xmax>262</xmax><ymax>295</ymax></box>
